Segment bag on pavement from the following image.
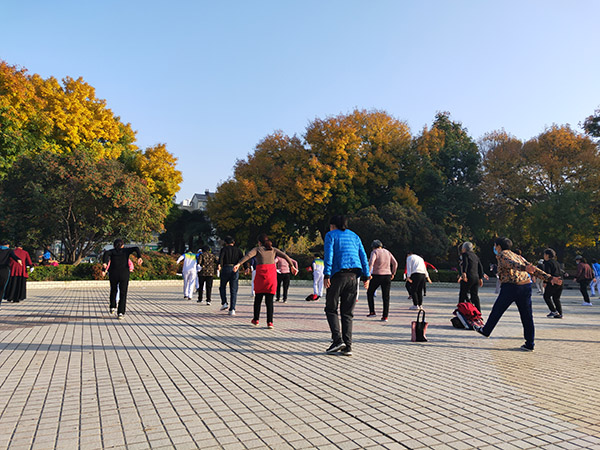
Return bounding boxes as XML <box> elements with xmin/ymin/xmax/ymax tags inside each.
<box><xmin>411</xmin><ymin>310</ymin><xmax>428</xmax><ymax>342</ymax></box>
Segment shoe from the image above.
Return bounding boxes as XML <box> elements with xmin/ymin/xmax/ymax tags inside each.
<box><xmin>282</xmin><ymin>299</ymin><xmax>287</xmax><ymax>303</ymax></box>
<box><xmin>418</xmin><ymin>305</ymin><xmax>424</xmax><ymax>310</ymax></box>
<box><xmin>110</xmin><ymin>308</ymin><xmax>116</xmax><ymax>314</ymax></box>
<box><xmin>582</xmin><ymin>302</ymin><xmax>593</xmax><ymax>306</ymax></box>
<box><xmin>118</xmin><ymin>313</ymin><xmax>124</xmax><ymax>320</ymax></box>
<box><xmin>554</xmin><ymin>313</ymin><xmax>563</xmax><ymax>319</ymax></box>
<box><xmin>408</xmin><ymin>305</ymin><xmax>419</xmax><ymax>310</ymax></box>
<box><xmin>251</xmin><ymin>319</ymin><xmax>259</xmax><ymax>326</ymax></box>
<box><xmin>473</xmin><ymin>325</ymin><xmax>488</xmax><ymax>337</ymax></box>
<box><xmin>340</xmin><ymin>346</ymin><xmax>353</xmax><ymax>356</ymax></box>
<box><xmin>267</xmin><ymin>322</ymin><xmax>274</xmax><ymax>329</ymax></box>
<box><xmin>546</xmin><ymin>311</ymin><xmax>558</xmax><ymax>318</ymax></box>
<box><xmin>229</xmin><ymin>310</ymin><xmax>236</xmax><ymax>316</ymax></box>
<box><xmin>197</xmin><ymin>299</ymin><xmax>202</xmax><ymax>303</ymax></box>
<box><xmin>381</xmin><ymin>317</ymin><xmax>388</xmax><ymax>322</ymax></box>
<box><xmin>206</xmin><ymin>302</ymin><xmax>211</xmax><ymax>306</ymax></box>
<box><xmin>366</xmin><ymin>313</ymin><xmax>376</xmax><ymax>317</ymax></box>
<box><xmin>326</xmin><ymin>341</ymin><xmax>346</xmax><ymax>354</ymax></box>
<box><xmin>220</xmin><ymin>304</ymin><xmax>228</xmax><ymax>311</ymax></box>
<box><xmin>520</xmin><ymin>344</ymin><xmax>534</xmax><ymax>352</ymax></box>
<box><xmin>275</xmin><ymin>298</ymin><xmax>280</xmax><ymax>302</ymax></box>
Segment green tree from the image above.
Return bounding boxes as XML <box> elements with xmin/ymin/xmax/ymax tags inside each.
<box><xmin>159</xmin><ymin>205</ymin><xmax>215</xmax><ymax>254</ymax></box>
<box><xmin>0</xmin><ymin>150</ymin><xmax>165</xmax><ymax>264</ymax></box>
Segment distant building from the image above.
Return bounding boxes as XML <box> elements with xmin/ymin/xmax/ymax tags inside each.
<box><xmin>179</xmin><ymin>190</ymin><xmax>215</xmax><ymax>212</ymax></box>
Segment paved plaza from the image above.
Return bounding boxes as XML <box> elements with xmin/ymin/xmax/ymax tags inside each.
<box><xmin>0</xmin><ymin>281</ymin><xmax>599</xmax><ymax>450</ymax></box>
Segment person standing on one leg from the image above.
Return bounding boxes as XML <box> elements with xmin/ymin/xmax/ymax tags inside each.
<box><xmin>458</xmin><ymin>242</ymin><xmax>487</xmax><ymax>313</ymax></box>
<box><xmin>575</xmin><ymin>255</ymin><xmax>594</xmax><ymax>306</ymax></box>
<box><xmin>218</xmin><ymin>236</ymin><xmax>244</xmax><ymax>315</ymax></box>
<box><xmin>542</xmin><ymin>248</ymin><xmax>564</xmax><ymax>318</ymax></box>
<box><xmin>406</xmin><ymin>252</ymin><xmax>429</xmax><ymax>310</ymax></box>
<box><xmin>197</xmin><ymin>246</ymin><xmax>217</xmax><ymax>305</ymax></box>
<box><xmin>275</xmin><ymin>254</ymin><xmax>298</xmax><ymax>303</ymax></box>
<box><xmin>102</xmin><ymin>239</ymin><xmax>143</xmax><ymax>319</ymax></box>
<box><xmin>323</xmin><ymin>215</ymin><xmax>370</xmax><ymax>357</ymax></box>
<box><xmin>177</xmin><ymin>248</ymin><xmax>199</xmax><ymax>300</ymax></box>
<box><xmin>366</xmin><ymin>240</ymin><xmax>397</xmax><ymax>322</ymax></box>
<box><xmin>234</xmin><ymin>234</ymin><xmax>298</xmax><ymax>329</ymax></box>
<box><xmin>473</xmin><ymin>237</ymin><xmax>561</xmax><ymax>351</ymax></box>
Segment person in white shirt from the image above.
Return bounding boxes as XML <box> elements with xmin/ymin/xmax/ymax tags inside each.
<box><xmin>406</xmin><ymin>252</ymin><xmax>430</xmax><ymax>310</ymax></box>
<box><xmin>177</xmin><ymin>248</ymin><xmax>199</xmax><ymax>300</ymax></box>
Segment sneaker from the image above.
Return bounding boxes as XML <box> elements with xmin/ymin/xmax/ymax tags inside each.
<box><xmin>473</xmin><ymin>325</ymin><xmax>488</xmax><ymax>337</ymax></box>
<box><xmin>206</xmin><ymin>302</ymin><xmax>211</xmax><ymax>306</ymax></box>
<box><xmin>282</xmin><ymin>299</ymin><xmax>287</xmax><ymax>303</ymax></box>
<box><xmin>520</xmin><ymin>344</ymin><xmax>534</xmax><ymax>352</ymax></box>
<box><xmin>229</xmin><ymin>309</ymin><xmax>236</xmax><ymax>316</ymax></box>
<box><xmin>381</xmin><ymin>317</ymin><xmax>388</xmax><ymax>322</ymax></box>
<box><xmin>554</xmin><ymin>313</ymin><xmax>563</xmax><ymax>319</ymax></box>
<box><xmin>408</xmin><ymin>305</ymin><xmax>419</xmax><ymax>310</ymax></box>
<box><xmin>220</xmin><ymin>304</ymin><xmax>228</xmax><ymax>311</ymax></box>
<box><xmin>251</xmin><ymin>319</ymin><xmax>259</xmax><ymax>326</ymax></box>
<box><xmin>118</xmin><ymin>313</ymin><xmax>124</xmax><ymax>320</ymax></box>
<box><xmin>546</xmin><ymin>311</ymin><xmax>558</xmax><ymax>318</ymax></box>
<box><xmin>418</xmin><ymin>305</ymin><xmax>424</xmax><ymax>310</ymax></box>
<box><xmin>275</xmin><ymin>298</ymin><xmax>281</xmax><ymax>302</ymax></box>
<box><xmin>110</xmin><ymin>308</ymin><xmax>116</xmax><ymax>314</ymax></box>
<box><xmin>267</xmin><ymin>322</ymin><xmax>274</xmax><ymax>329</ymax></box>
<box><xmin>582</xmin><ymin>302</ymin><xmax>593</xmax><ymax>306</ymax></box>
<box><xmin>366</xmin><ymin>313</ymin><xmax>376</xmax><ymax>317</ymax></box>
<box><xmin>326</xmin><ymin>341</ymin><xmax>346</xmax><ymax>354</ymax></box>
<box><xmin>340</xmin><ymin>346</ymin><xmax>353</xmax><ymax>356</ymax></box>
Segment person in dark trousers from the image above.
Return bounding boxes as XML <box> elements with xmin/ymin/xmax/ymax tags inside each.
<box><xmin>366</xmin><ymin>240</ymin><xmax>398</xmax><ymax>321</ymax></box>
<box><xmin>542</xmin><ymin>248</ymin><xmax>564</xmax><ymax>318</ymax></box>
<box><xmin>218</xmin><ymin>236</ymin><xmax>244</xmax><ymax>315</ymax></box>
<box><xmin>458</xmin><ymin>241</ymin><xmax>487</xmax><ymax>312</ymax></box>
<box><xmin>102</xmin><ymin>239</ymin><xmax>143</xmax><ymax>319</ymax></box>
<box><xmin>474</xmin><ymin>237</ymin><xmax>561</xmax><ymax>351</ymax></box>
<box><xmin>197</xmin><ymin>246</ymin><xmax>217</xmax><ymax>305</ymax></box>
<box><xmin>323</xmin><ymin>215</ymin><xmax>370</xmax><ymax>356</ymax></box>
<box><xmin>275</xmin><ymin>254</ymin><xmax>298</xmax><ymax>303</ymax></box>
<box><xmin>0</xmin><ymin>241</ymin><xmax>22</xmax><ymax>307</ymax></box>
<box><xmin>406</xmin><ymin>252</ymin><xmax>430</xmax><ymax>310</ymax></box>
<box><xmin>575</xmin><ymin>255</ymin><xmax>594</xmax><ymax>306</ymax></box>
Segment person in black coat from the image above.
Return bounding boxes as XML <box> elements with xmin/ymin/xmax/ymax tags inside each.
<box><xmin>102</xmin><ymin>239</ymin><xmax>143</xmax><ymax>319</ymax></box>
<box><xmin>458</xmin><ymin>241</ymin><xmax>487</xmax><ymax>312</ymax></box>
<box><xmin>0</xmin><ymin>240</ymin><xmax>22</xmax><ymax>307</ymax></box>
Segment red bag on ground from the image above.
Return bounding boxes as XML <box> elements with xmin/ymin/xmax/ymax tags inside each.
<box><xmin>452</xmin><ymin>302</ymin><xmax>484</xmax><ymax>330</ymax></box>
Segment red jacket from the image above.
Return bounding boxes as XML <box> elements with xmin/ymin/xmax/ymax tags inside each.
<box><xmin>10</xmin><ymin>248</ymin><xmax>33</xmax><ymax>278</ymax></box>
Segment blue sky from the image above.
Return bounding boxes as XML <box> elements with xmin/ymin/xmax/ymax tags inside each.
<box><xmin>2</xmin><ymin>0</ymin><xmax>599</xmax><ymax>201</ymax></box>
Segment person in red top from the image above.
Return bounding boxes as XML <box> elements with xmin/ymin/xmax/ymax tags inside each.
<box><xmin>0</xmin><ymin>240</ymin><xmax>22</xmax><ymax>307</ymax></box>
<box><xmin>4</xmin><ymin>244</ymin><xmax>33</xmax><ymax>303</ymax></box>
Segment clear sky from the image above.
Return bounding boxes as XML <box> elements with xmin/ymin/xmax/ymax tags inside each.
<box><xmin>2</xmin><ymin>0</ymin><xmax>599</xmax><ymax>201</ymax></box>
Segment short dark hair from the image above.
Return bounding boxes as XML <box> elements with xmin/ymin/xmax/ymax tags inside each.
<box><xmin>257</xmin><ymin>233</ymin><xmax>273</xmax><ymax>250</ymax></box>
<box><xmin>0</xmin><ymin>240</ymin><xmax>9</xmax><ymax>246</ymax></box>
<box><xmin>494</xmin><ymin>237</ymin><xmax>512</xmax><ymax>250</ymax></box>
<box><xmin>544</xmin><ymin>248</ymin><xmax>556</xmax><ymax>259</ymax></box>
<box><xmin>202</xmin><ymin>246</ymin><xmax>210</xmax><ymax>252</ymax></box>
<box><xmin>113</xmin><ymin>239</ymin><xmax>124</xmax><ymax>248</ymax></box>
<box><xmin>329</xmin><ymin>215</ymin><xmax>347</xmax><ymax>231</ymax></box>
<box><xmin>224</xmin><ymin>236</ymin><xmax>235</xmax><ymax>245</ymax></box>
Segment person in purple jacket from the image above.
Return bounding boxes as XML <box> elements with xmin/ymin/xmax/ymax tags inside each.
<box><xmin>323</xmin><ymin>215</ymin><xmax>370</xmax><ymax>356</ymax></box>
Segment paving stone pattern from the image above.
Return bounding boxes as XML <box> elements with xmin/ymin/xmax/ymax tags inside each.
<box><xmin>0</xmin><ymin>283</ymin><xmax>599</xmax><ymax>449</ymax></box>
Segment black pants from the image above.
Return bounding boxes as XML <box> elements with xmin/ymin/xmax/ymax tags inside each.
<box><xmin>544</xmin><ymin>283</ymin><xmax>563</xmax><ymax>314</ymax></box>
<box><xmin>459</xmin><ymin>278</ymin><xmax>481</xmax><ymax>312</ymax></box>
<box><xmin>325</xmin><ymin>272</ymin><xmax>358</xmax><ymax>346</ymax></box>
<box><xmin>254</xmin><ymin>293</ymin><xmax>274</xmax><ymax>323</ymax></box>
<box><xmin>109</xmin><ymin>271</ymin><xmax>130</xmax><ymax>315</ymax></box>
<box><xmin>579</xmin><ymin>280</ymin><xmax>591</xmax><ymax>303</ymax></box>
<box><xmin>198</xmin><ymin>275</ymin><xmax>213</xmax><ymax>302</ymax></box>
<box><xmin>367</xmin><ymin>274</ymin><xmax>392</xmax><ymax>318</ymax></box>
<box><xmin>0</xmin><ymin>266</ymin><xmax>10</xmax><ymax>306</ymax></box>
<box><xmin>409</xmin><ymin>273</ymin><xmax>426</xmax><ymax>306</ymax></box>
<box><xmin>276</xmin><ymin>273</ymin><xmax>291</xmax><ymax>300</ymax></box>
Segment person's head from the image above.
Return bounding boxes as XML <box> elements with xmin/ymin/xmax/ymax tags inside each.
<box><xmin>224</xmin><ymin>236</ymin><xmax>235</xmax><ymax>246</ymax></box>
<box><xmin>329</xmin><ymin>215</ymin><xmax>347</xmax><ymax>231</ymax></box>
<box><xmin>15</xmin><ymin>243</ymin><xmax>23</xmax><ymax>248</ymax></box>
<box><xmin>257</xmin><ymin>233</ymin><xmax>273</xmax><ymax>250</ymax></box>
<box><xmin>0</xmin><ymin>240</ymin><xmax>9</xmax><ymax>247</ymax></box>
<box><xmin>371</xmin><ymin>240</ymin><xmax>383</xmax><ymax>249</ymax></box>
<box><xmin>575</xmin><ymin>255</ymin><xmax>585</xmax><ymax>264</ymax></box>
<box><xmin>202</xmin><ymin>246</ymin><xmax>210</xmax><ymax>253</ymax></box>
<box><xmin>593</xmin><ymin>259</ymin><xmax>598</xmax><ymax>264</ymax></box>
<box><xmin>543</xmin><ymin>248</ymin><xmax>556</xmax><ymax>260</ymax></box>
<box><xmin>461</xmin><ymin>242</ymin><xmax>473</xmax><ymax>253</ymax></box>
<box><xmin>493</xmin><ymin>237</ymin><xmax>512</xmax><ymax>253</ymax></box>
<box><xmin>313</xmin><ymin>253</ymin><xmax>321</xmax><ymax>259</ymax></box>
<box><xmin>113</xmin><ymin>238</ymin><xmax>124</xmax><ymax>249</ymax></box>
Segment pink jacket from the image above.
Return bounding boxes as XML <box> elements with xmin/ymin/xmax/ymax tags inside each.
<box><xmin>369</xmin><ymin>248</ymin><xmax>398</xmax><ymax>276</ymax></box>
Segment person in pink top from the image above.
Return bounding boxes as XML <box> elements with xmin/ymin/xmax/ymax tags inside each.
<box><xmin>275</xmin><ymin>254</ymin><xmax>298</xmax><ymax>303</ymax></box>
<box><xmin>366</xmin><ymin>240</ymin><xmax>398</xmax><ymax>321</ymax></box>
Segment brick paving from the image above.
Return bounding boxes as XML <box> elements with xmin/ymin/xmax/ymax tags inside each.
<box><xmin>0</xmin><ymin>282</ymin><xmax>599</xmax><ymax>449</ymax></box>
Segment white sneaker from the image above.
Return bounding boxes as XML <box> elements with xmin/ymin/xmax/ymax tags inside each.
<box><xmin>582</xmin><ymin>302</ymin><xmax>593</xmax><ymax>306</ymax></box>
<box><xmin>229</xmin><ymin>309</ymin><xmax>236</xmax><ymax>316</ymax></box>
<box><xmin>220</xmin><ymin>304</ymin><xmax>228</xmax><ymax>311</ymax></box>
<box><xmin>408</xmin><ymin>305</ymin><xmax>419</xmax><ymax>310</ymax></box>
<box><xmin>418</xmin><ymin>305</ymin><xmax>424</xmax><ymax>310</ymax></box>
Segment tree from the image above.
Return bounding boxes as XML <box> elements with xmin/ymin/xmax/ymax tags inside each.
<box><xmin>583</xmin><ymin>107</ymin><xmax>600</xmax><ymax>139</ymax></box>
<box><xmin>0</xmin><ymin>150</ymin><xmax>165</xmax><ymax>264</ymax></box>
<box><xmin>159</xmin><ymin>205</ymin><xmax>215</xmax><ymax>254</ymax></box>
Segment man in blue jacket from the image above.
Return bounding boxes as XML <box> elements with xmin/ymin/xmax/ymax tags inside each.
<box><xmin>323</xmin><ymin>215</ymin><xmax>370</xmax><ymax>356</ymax></box>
